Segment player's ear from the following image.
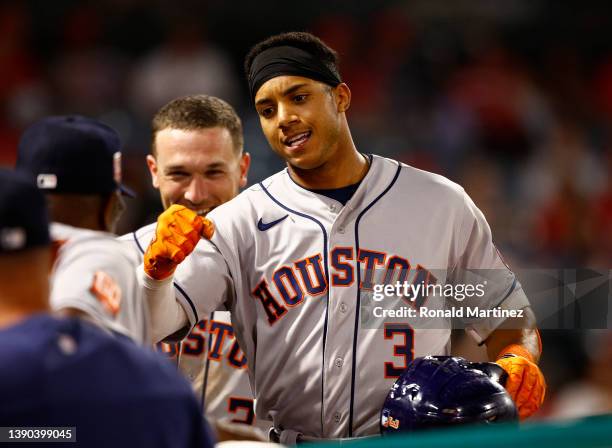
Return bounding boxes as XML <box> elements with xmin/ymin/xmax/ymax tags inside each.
<box><xmin>239</xmin><ymin>152</ymin><xmax>251</xmax><ymax>188</ymax></box>
<box><xmin>334</xmin><ymin>83</ymin><xmax>351</xmax><ymax>113</ymax></box>
<box><xmin>146</xmin><ymin>154</ymin><xmax>160</xmax><ymax>188</ymax></box>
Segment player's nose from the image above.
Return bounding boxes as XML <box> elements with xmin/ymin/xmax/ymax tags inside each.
<box><xmin>277</xmin><ymin>103</ymin><xmax>299</xmax><ymax>130</ymax></box>
<box><xmin>183</xmin><ymin>176</ymin><xmax>209</xmax><ymax>204</ymax></box>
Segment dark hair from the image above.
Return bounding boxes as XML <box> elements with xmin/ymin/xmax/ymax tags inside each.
<box><xmin>151</xmin><ymin>95</ymin><xmax>243</xmax><ymax>156</ymax></box>
<box><xmin>244</xmin><ymin>32</ymin><xmax>341</xmax><ymax>81</ymax></box>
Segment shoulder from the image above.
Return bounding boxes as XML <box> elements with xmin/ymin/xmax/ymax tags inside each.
<box><xmin>248</xmin><ymin>169</ymin><xmax>289</xmax><ymax>193</ymax></box>
<box><xmin>75</xmin><ymin>323</ymin><xmax>196</xmax><ymax>407</ymax></box>
<box><xmin>0</xmin><ymin>315</ymin><xmax>55</xmax><ymax>381</ymax></box>
<box><xmin>372</xmin><ymin>155</ymin><xmax>467</xmax><ymax>206</ymax></box>
<box><xmin>117</xmin><ymin>222</ymin><xmax>157</xmax><ymax>258</ymax></box>
<box><xmin>0</xmin><ymin>317</ymin><xmax>198</xmax><ymax>424</ymax></box>
<box><xmin>0</xmin><ymin>316</ymin><xmax>53</xmax><ymax>411</ymax></box>
<box><xmin>0</xmin><ymin>316</ymin><xmax>202</xmax><ymax>436</ymax></box>
<box><xmin>54</xmin><ymin>224</ymin><xmax>138</xmax><ymax>268</ymax></box>
<box><xmin>117</xmin><ymin>222</ymin><xmax>157</xmax><ymax>243</ymax></box>
<box><xmin>49</xmin><ymin>318</ymin><xmax>193</xmax><ymax>398</ymax></box>
<box><xmin>53</xmin><ymin>223</ymin><xmax>124</xmax><ymax>251</ymax></box>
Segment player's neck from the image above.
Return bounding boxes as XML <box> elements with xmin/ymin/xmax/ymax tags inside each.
<box><xmin>48</xmin><ymin>195</ymin><xmax>108</xmax><ymax>232</ymax></box>
<box><xmin>288</xmin><ymin>134</ymin><xmax>368</xmax><ymax>190</ymax></box>
<box><xmin>0</xmin><ymin>304</ymin><xmax>49</xmax><ymax>329</ymax></box>
<box><xmin>0</xmin><ymin>250</ymin><xmax>52</xmax><ymax>329</ymax></box>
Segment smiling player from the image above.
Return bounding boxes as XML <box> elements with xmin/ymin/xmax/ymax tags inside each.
<box><xmin>139</xmin><ymin>33</ymin><xmax>546</xmax><ymax>441</ymax></box>
<box><xmin>118</xmin><ymin>96</ymin><xmax>265</xmax><ymax>431</ymax></box>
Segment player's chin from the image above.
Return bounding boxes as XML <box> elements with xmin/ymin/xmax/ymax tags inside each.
<box><xmin>286</xmin><ymin>155</ymin><xmax>322</xmax><ymax>171</ymax></box>
<box><xmin>280</xmin><ymin>147</ymin><xmax>322</xmax><ymax>170</ymax></box>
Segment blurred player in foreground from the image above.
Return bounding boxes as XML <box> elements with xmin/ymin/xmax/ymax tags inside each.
<box><xmin>16</xmin><ymin>116</ymin><xmax>149</xmax><ymax>344</ymax></box>
<box><xmin>119</xmin><ymin>95</ymin><xmax>268</xmax><ymax>435</ymax></box>
<box><xmin>0</xmin><ymin>168</ymin><xmax>214</xmax><ymax>447</ymax></box>
<box><xmin>140</xmin><ymin>32</ymin><xmax>546</xmax><ymax>441</ymax></box>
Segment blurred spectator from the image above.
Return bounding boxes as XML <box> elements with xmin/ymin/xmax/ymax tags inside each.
<box><xmin>129</xmin><ymin>17</ymin><xmax>239</xmax><ymax>118</ymax></box>
<box><xmin>50</xmin><ymin>4</ymin><xmax>128</xmax><ymax>116</ymax></box>
<box><xmin>534</xmin><ymin>180</ymin><xmax>591</xmax><ymax>265</ymax></box>
<box><xmin>545</xmin><ymin>331</ymin><xmax>612</xmax><ymax>420</ymax></box>
<box><xmin>587</xmin><ymin>151</ymin><xmax>612</xmax><ymax>266</ymax></box>
<box><xmin>0</xmin><ymin>2</ymin><xmax>47</xmax><ymax>165</ymax></box>
<box><xmin>521</xmin><ymin>117</ymin><xmax>608</xmax><ymax>264</ymax></box>
<box><xmin>447</xmin><ymin>42</ymin><xmax>536</xmax><ymax>163</ymax></box>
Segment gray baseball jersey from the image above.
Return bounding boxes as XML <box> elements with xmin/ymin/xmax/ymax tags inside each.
<box><xmin>142</xmin><ymin>155</ymin><xmax>530</xmax><ymax>438</ymax></box>
<box><xmin>120</xmin><ymin>225</ymin><xmax>264</xmax><ymax>429</ymax></box>
<box><xmin>50</xmin><ymin>223</ymin><xmax>149</xmax><ymax>345</ymax></box>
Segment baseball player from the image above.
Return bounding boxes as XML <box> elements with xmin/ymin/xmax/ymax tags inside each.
<box><xmin>139</xmin><ymin>32</ymin><xmax>546</xmax><ymax>441</ymax></box>
<box><xmin>118</xmin><ymin>95</ymin><xmax>267</xmax><ymax>431</ymax></box>
<box><xmin>0</xmin><ymin>168</ymin><xmax>215</xmax><ymax>448</ymax></box>
<box><xmin>16</xmin><ymin>115</ymin><xmax>149</xmax><ymax>345</ymax></box>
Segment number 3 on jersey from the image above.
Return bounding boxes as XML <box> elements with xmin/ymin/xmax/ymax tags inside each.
<box><xmin>384</xmin><ymin>323</ymin><xmax>414</xmax><ymax>378</ymax></box>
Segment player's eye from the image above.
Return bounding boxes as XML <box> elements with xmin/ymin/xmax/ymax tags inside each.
<box><xmin>206</xmin><ymin>170</ymin><xmax>225</xmax><ymax>178</ymax></box>
<box><xmin>293</xmin><ymin>94</ymin><xmax>308</xmax><ymax>103</ymax></box>
<box><xmin>167</xmin><ymin>171</ymin><xmax>189</xmax><ymax>180</ymax></box>
<box><xmin>259</xmin><ymin>107</ymin><xmax>274</xmax><ymax>118</ymax></box>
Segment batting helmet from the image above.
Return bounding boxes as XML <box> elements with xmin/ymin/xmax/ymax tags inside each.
<box><xmin>380</xmin><ymin>356</ymin><xmax>517</xmax><ymax>434</ymax></box>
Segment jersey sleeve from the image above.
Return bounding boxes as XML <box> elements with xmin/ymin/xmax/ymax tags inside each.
<box><xmin>119</xmin><ymin>223</ymin><xmax>209</xmax><ymax>334</ymax></box>
<box><xmin>450</xmin><ymin>191</ymin><xmax>530</xmax><ymax>343</ymax></box>
<box><xmin>172</xmin><ymin>237</ymin><xmax>235</xmax><ymax>328</ymax></box>
<box><xmin>51</xmin><ymin>242</ymin><xmax>148</xmax><ymax>344</ymax></box>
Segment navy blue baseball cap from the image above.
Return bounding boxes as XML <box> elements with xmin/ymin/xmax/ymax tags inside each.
<box><xmin>16</xmin><ymin>115</ymin><xmax>135</xmax><ymax>197</ymax></box>
<box><xmin>0</xmin><ymin>169</ymin><xmax>50</xmax><ymax>253</ymax></box>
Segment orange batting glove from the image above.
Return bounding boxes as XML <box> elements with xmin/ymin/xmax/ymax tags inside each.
<box><xmin>495</xmin><ymin>344</ymin><xmax>546</xmax><ymax>420</ymax></box>
<box><xmin>144</xmin><ymin>204</ymin><xmax>214</xmax><ymax>280</ymax></box>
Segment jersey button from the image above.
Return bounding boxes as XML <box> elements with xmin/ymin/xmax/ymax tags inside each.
<box><xmin>338</xmin><ymin>226</ymin><xmax>345</xmax><ymax>234</ymax></box>
<box><xmin>335</xmin><ymin>357</ymin><xmax>343</xmax><ymax>368</ymax></box>
<box><xmin>333</xmin><ymin>412</ymin><xmax>341</xmax><ymax>423</ymax></box>
<box><xmin>339</xmin><ymin>303</ymin><xmax>347</xmax><ymax>313</ymax></box>
<box><xmin>330</xmin><ymin>204</ymin><xmax>337</xmax><ymax>213</ymax></box>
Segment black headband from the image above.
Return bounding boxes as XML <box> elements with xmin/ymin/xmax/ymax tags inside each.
<box><xmin>248</xmin><ymin>46</ymin><xmax>341</xmax><ymax>102</ymax></box>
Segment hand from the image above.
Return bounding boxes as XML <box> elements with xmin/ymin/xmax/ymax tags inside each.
<box><xmin>496</xmin><ymin>354</ymin><xmax>546</xmax><ymax>419</ymax></box>
<box><xmin>144</xmin><ymin>204</ymin><xmax>214</xmax><ymax>280</ymax></box>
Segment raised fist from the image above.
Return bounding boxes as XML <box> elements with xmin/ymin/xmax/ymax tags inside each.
<box><xmin>144</xmin><ymin>204</ymin><xmax>214</xmax><ymax>280</ymax></box>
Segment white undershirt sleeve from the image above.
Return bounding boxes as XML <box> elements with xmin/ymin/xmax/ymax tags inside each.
<box><xmin>138</xmin><ymin>268</ymin><xmax>189</xmax><ymax>343</ymax></box>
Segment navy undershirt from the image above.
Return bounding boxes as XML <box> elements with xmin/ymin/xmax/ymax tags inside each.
<box><xmin>296</xmin><ymin>154</ymin><xmax>371</xmax><ymax>205</ymax></box>
<box><xmin>308</xmin><ymin>180</ymin><xmax>362</xmax><ymax>206</ymax></box>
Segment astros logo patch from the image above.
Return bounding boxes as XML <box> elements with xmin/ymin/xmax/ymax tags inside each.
<box><xmin>382</xmin><ymin>414</ymin><xmax>400</xmax><ymax>430</ymax></box>
<box><xmin>90</xmin><ymin>271</ymin><xmax>122</xmax><ymax>316</ymax></box>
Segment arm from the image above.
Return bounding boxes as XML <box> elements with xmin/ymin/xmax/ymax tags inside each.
<box><xmin>51</xmin><ymin>240</ymin><xmax>147</xmax><ymax>343</ymax></box>
<box><xmin>484</xmin><ymin>306</ymin><xmax>540</xmax><ymax>362</ymax></box>
<box><xmin>141</xmin><ymin>204</ymin><xmax>216</xmax><ymax>342</ymax></box>
<box><xmin>454</xmin><ymin>192</ymin><xmax>545</xmax><ymax>419</ymax></box>
<box><xmin>139</xmin><ymin>270</ymin><xmax>189</xmax><ymax>343</ymax></box>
